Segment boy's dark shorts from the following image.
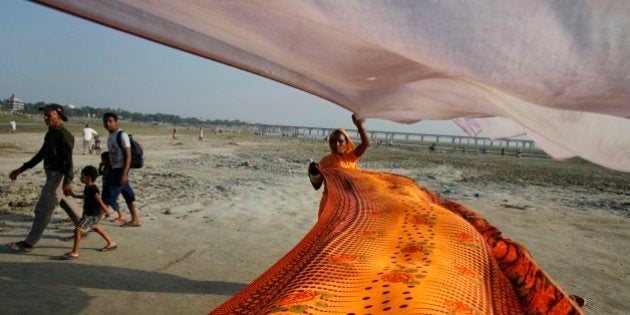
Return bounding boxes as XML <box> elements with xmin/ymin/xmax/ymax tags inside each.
<box><xmin>76</xmin><ymin>215</ymin><xmax>100</xmax><ymax>233</ymax></box>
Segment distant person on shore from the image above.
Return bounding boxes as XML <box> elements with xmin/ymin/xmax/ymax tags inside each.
<box><xmin>198</xmin><ymin>127</ymin><xmax>204</xmax><ymax>141</ymax></box>
<box><xmin>6</xmin><ymin>104</ymin><xmax>81</xmax><ymax>252</ymax></box>
<box><xmin>172</xmin><ymin>128</ymin><xmax>177</xmax><ymax>140</ymax></box>
<box><xmin>93</xmin><ymin>136</ymin><xmax>102</xmax><ymax>154</ymax></box>
<box><xmin>103</xmin><ymin>112</ymin><xmax>141</xmax><ymax>227</ymax></box>
<box><xmin>9</xmin><ymin>120</ymin><xmax>16</xmax><ymax>133</ymax></box>
<box><xmin>309</xmin><ymin>114</ymin><xmax>369</xmax><ymax>217</ymax></box>
<box><xmin>82</xmin><ymin>123</ymin><xmax>99</xmax><ymax>154</ymax></box>
<box><xmin>61</xmin><ymin>166</ymin><xmax>117</xmax><ymax>260</ymax></box>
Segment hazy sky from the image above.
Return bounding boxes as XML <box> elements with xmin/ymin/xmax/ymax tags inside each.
<box><xmin>0</xmin><ymin>0</ymin><xmax>465</xmax><ymax>135</ymax></box>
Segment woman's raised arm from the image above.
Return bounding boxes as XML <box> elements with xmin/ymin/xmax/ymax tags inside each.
<box><xmin>352</xmin><ymin>114</ymin><xmax>369</xmax><ymax>158</ymax></box>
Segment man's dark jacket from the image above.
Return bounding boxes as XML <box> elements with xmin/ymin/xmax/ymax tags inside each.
<box><xmin>20</xmin><ymin>126</ymin><xmax>74</xmax><ymax>184</ymax></box>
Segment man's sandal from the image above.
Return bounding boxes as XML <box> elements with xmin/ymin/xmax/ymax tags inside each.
<box><xmin>120</xmin><ymin>222</ymin><xmax>141</xmax><ymax>227</ymax></box>
<box><xmin>60</xmin><ymin>253</ymin><xmax>79</xmax><ymax>260</ymax></box>
<box><xmin>6</xmin><ymin>241</ymin><xmax>33</xmax><ymax>253</ymax></box>
<box><xmin>99</xmin><ymin>245</ymin><xmax>118</xmax><ymax>252</ymax></box>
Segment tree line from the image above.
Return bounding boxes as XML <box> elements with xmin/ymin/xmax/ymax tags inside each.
<box><xmin>0</xmin><ymin>100</ymin><xmax>247</xmax><ymax>126</ymax></box>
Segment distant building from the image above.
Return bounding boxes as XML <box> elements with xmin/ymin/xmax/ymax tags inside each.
<box><xmin>7</xmin><ymin>93</ymin><xmax>25</xmax><ymax>112</ymax></box>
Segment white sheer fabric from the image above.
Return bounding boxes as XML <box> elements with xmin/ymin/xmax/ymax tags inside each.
<box><xmin>35</xmin><ymin>0</ymin><xmax>630</xmax><ymax>171</ymax></box>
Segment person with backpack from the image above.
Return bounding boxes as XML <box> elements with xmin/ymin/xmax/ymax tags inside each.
<box><xmin>102</xmin><ymin>112</ymin><xmax>141</xmax><ymax>227</ymax></box>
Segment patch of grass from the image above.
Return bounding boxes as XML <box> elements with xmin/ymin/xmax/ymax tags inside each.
<box><xmin>0</xmin><ymin>113</ymin><xmax>40</xmax><ymax>123</ymax></box>
<box><xmin>0</xmin><ymin>142</ymin><xmax>20</xmax><ymax>150</ymax></box>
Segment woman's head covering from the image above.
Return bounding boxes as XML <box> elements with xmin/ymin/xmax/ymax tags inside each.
<box><xmin>329</xmin><ymin>128</ymin><xmax>355</xmax><ymax>154</ymax></box>
<box><xmin>321</xmin><ymin>128</ymin><xmax>360</xmax><ymax>170</ymax></box>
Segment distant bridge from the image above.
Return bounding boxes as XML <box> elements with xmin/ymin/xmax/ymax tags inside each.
<box><xmin>249</xmin><ymin>124</ymin><xmax>542</xmax><ymax>157</ymax></box>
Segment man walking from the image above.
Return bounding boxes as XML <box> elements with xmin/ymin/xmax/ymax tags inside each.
<box><xmin>7</xmin><ymin>104</ymin><xmax>81</xmax><ymax>252</ymax></box>
<box><xmin>82</xmin><ymin>123</ymin><xmax>99</xmax><ymax>154</ymax></box>
<box><xmin>9</xmin><ymin>120</ymin><xmax>17</xmax><ymax>133</ymax></box>
<box><xmin>102</xmin><ymin>112</ymin><xmax>141</xmax><ymax>227</ymax></box>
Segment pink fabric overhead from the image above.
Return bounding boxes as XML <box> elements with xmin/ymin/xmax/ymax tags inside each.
<box><xmin>34</xmin><ymin>0</ymin><xmax>630</xmax><ymax>171</ymax></box>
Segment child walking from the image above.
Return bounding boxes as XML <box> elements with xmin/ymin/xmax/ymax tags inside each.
<box><xmin>61</xmin><ymin>166</ymin><xmax>117</xmax><ymax>260</ymax></box>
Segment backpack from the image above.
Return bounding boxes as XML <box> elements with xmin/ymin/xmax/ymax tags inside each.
<box><xmin>116</xmin><ymin>131</ymin><xmax>144</xmax><ymax>169</ymax></box>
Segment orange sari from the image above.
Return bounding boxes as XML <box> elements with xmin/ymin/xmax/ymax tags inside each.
<box><xmin>317</xmin><ymin>129</ymin><xmax>359</xmax><ymax>216</ymax></box>
<box><xmin>211</xmin><ymin>167</ymin><xmax>583</xmax><ymax>314</ymax></box>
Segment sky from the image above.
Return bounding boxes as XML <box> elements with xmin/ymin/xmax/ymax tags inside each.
<box><xmin>0</xmin><ymin>0</ymin><xmax>465</xmax><ymax>135</ymax></box>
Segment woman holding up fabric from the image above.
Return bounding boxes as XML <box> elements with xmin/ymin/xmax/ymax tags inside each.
<box><xmin>319</xmin><ymin>114</ymin><xmax>369</xmax><ymax>169</ymax></box>
<box><xmin>309</xmin><ymin>114</ymin><xmax>369</xmax><ymax>217</ymax></box>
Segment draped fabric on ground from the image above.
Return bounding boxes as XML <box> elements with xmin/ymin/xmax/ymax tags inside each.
<box><xmin>33</xmin><ymin>1</ymin><xmax>630</xmax><ymax>172</ymax></box>
<box><xmin>211</xmin><ymin>166</ymin><xmax>583</xmax><ymax>314</ymax></box>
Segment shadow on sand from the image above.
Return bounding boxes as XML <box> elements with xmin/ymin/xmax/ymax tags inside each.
<box><xmin>0</xmin><ymin>261</ymin><xmax>245</xmax><ymax>314</ymax></box>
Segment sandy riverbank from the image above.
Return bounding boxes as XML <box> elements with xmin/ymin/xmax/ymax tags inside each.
<box><xmin>0</xmin><ymin>130</ymin><xmax>628</xmax><ymax>314</ymax></box>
